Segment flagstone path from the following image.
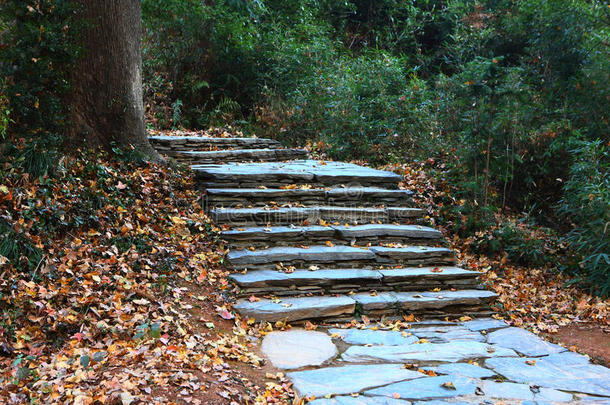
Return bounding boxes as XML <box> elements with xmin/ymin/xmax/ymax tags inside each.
<box><xmin>150</xmin><ymin>134</ymin><xmax>610</xmax><ymax>405</ymax></box>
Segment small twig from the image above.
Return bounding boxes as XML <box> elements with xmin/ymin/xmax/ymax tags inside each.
<box><xmin>31</xmin><ymin>255</ymin><xmax>46</xmax><ymax>281</ymax></box>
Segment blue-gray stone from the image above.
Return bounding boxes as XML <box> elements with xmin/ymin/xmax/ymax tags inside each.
<box><xmin>478</xmin><ymin>380</ymin><xmax>572</xmax><ymax>402</ymax></box>
<box><xmin>261</xmin><ymin>329</ymin><xmax>337</xmax><ymax>369</ymax></box>
<box><xmin>486</xmin><ymin>327</ymin><xmax>567</xmax><ymax>357</ymax></box>
<box><xmin>328</xmin><ymin>328</ymin><xmax>419</xmax><ymax>346</ymax></box>
<box><xmin>461</xmin><ymin>318</ymin><xmax>508</xmax><ymax>332</ymax></box>
<box><xmin>410</xmin><ymin>325</ymin><xmax>485</xmax><ymax>343</ymax></box>
<box><xmin>486</xmin><ymin>353</ymin><xmax>610</xmax><ymax>397</ymax></box>
<box><xmin>288</xmin><ymin>364</ymin><xmax>424</xmax><ymax>398</ymax></box>
<box><xmin>366</xmin><ymin>376</ymin><xmax>477</xmax><ymax>400</ymax></box>
<box><xmin>309</xmin><ymin>396</ymin><xmax>411</xmax><ymax>405</ymax></box>
<box><xmin>425</xmin><ymin>363</ymin><xmax>495</xmax><ymax>379</ymax></box>
<box><xmin>342</xmin><ymin>341</ymin><xmax>517</xmax><ymax>363</ymax></box>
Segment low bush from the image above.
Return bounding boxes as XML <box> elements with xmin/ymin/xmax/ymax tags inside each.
<box><xmin>558</xmin><ymin>139</ymin><xmax>609</xmax><ymax>296</ymax></box>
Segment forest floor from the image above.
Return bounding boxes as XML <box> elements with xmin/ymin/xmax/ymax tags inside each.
<box><xmin>0</xmin><ymin>128</ymin><xmax>607</xmax><ymax>404</ymax></box>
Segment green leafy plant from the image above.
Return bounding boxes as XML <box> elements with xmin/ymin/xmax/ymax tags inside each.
<box><xmin>558</xmin><ymin>139</ymin><xmax>609</xmax><ymax>296</ymax></box>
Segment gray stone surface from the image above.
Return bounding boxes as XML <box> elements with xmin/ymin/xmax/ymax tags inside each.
<box><xmin>342</xmin><ymin>341</ymin><xmax>517</xmax><ymax>363</ymax></box>
<box><xmin>207</xmin><ymin>187</ymin><xmax>415</xmax><ymax>207</ymax></box>
<box><xmin>328</xmin><ymin>328</ymin><xmax>419</xmax><ymax>346</ymax></box>
<box><xmin>461</xmin><ymin>318</ymin><xmax>508</xmax><ymax>331</ymax></box>
<box><xmin>414</xmin><ymin>401</ymin><xmax>475</xmax><ymax>405</ymax></box>
<box><xmin>378</xmin><ymin>267</ymin><xmax>478</xmax><ymax>284</ymax></box>
<box><xmin>180</xmin><ymin>147</ymin><xmax>308</xmax><ymax>162</ymax></box>
<box><xmin>326</xmin><ymin>187</ymin><xmax>413</xmax><ymax>199</ymax></box>
<box><xmin>410</xmin><ymin>325</ymin><xmax>485</xmax><ymax>343</ymax></box>
<box><xmin>194</xmin><ymin>160</ymin><xmax>403</xmax><ymax>186</ymax></box>
<box><xmin>222</xmin><ymin>225</ymin><xmax>335</xmax><ymax>240</ymax></box>
<box><xmin>333</xmin><ymin>224</ymin><xmax>442</xmax><ymax>239</ymax></box>
<box><xmin>261</xmin><ymin>329</ymin><xmax>337</xmax><ymax>369</ymax></box>
<box><xmin>477</xmin><ymin>380</ymin><xmax>572</xmax><ymax>402</ymax></box>
<box><xmin>394</xmin><ymin>290</ymin><xmax>497</xmax><ymax>310</ymax></box>
<box><xmin>369</xmin><ymin>376</ymin><xmax>573</xmax><ymax>402</ymax></box>
<box><xmin>351</xmin><ymin>290</ymin><xmax>497</xmax><ymax>313</ymax></box>
<box><xmin>369</xmin><ymin>246</ymin><xmax>454</xmax><ymax>261</ymax></box>
<box><xmin>211</xmin><ymin>206</ymin><xmax>313</xmax><ymax>224</ymax></box>
<box><xmin>230</xmin><ymin>269</ymin><xmax>383</xmax><ymax>288</ymax></box>
<box><xmin>149</xmin><ymin>135</ymin><xmax>282</xmax><ymax>150</ymax></box>
<box><xmin>426</xmin><ymin>363</ymin><xmax>495</xmax><ymax>379</ymax></box>
<box><xmin>486</xmin><ymin>352</ymin><xmax>610</xmax><ymax>397</ymax></box>
<box><xmin>227</xmin><ymin>245</ymin><xmax>375</xmax><ymax>265</ymax></box>
<box><xmin>309</xmin><ymin>396</ymin><xmax>412</xmax><ymax>405</ymax></box>
<box><xmin>288</xmin><ymin>364</ymin><xmax>424</xmax><ymax>397</ymax></box>
<box><xmin>486</xmin><ymin>327</ymin><xmax>567</xmax><ymax>357</ymax></box>
<box><xmin>366</xmin><ymin>376</ymin><xmax>477</xmax><ymax>400</ymax></box>
<box><xmin>234</xmin><ymin>295</ymin><xmax>355</xmax><ymax>322</ymax></box>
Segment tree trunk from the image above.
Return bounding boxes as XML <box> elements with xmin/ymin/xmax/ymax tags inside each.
<box><xmin>69</xmin><ymin>0</ymin><xmax>161</xmax><ymax>161</ymax></box>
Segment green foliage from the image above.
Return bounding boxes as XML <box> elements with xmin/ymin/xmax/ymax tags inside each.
<box><xmin>142</xmin><ymin>0</ymin><xmax>263</xmax><ymax>128</ymax></box>
<box><xmin>0</xmin><ymin>79</ymin><xmax>10</xmax><ymax>138</ymax></box>
<box><xmin>0</xmin><ymin>0</ymin><xmax>80</xmax><ymax>174</ymax></box>
<box><xmin>120</xmin><ymin>0</ymin><xmax>610</xmax><ymax>294</ymax></box>
<box><xmin>558</xmin><ymin>139</ymin><xmax>609</xmax><ymax>296</ymax></box>
<box><xmin>473</xmin><ymin>221</ymin><xmax>554</xmax><ymax>268</ymax></box>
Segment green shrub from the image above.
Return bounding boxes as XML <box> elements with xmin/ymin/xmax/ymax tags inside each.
<box><xmin>558</xmin><ymin>139</ymin><xmax>609</xmax><ymax>296</ymax></box>
<box><xmin>473</xmin><ymin>221</ymin><xmax>555</xmax><ymax>268</ymax></box>
<box><xmin>0</xmin><ymin>0</ymin><xmax>80</xmax><ymax>175</ymax></box>
<box><xmin>142</xmin><ymin>0</ymin><xmax>263</xmax><ymax>128</ymax></box>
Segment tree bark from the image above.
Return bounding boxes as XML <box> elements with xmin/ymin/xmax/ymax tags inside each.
<box><xmin>69</xmin><ymin>0</ymin><xmax>161</xmax><ymax>161</ymax></box>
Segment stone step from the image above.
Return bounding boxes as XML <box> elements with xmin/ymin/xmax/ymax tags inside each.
<box><xmin>226</xmin><ymin>245</ymin><xmax>456</xmax><ymax>270</ymax></box>
<box><xmin>222</xmin><ymin>224</ymin><xmax>444</xmax><ymax>248</ymax></box>
<box><xmin>233</xmin><ymin>289</ymin><xmax>497</xmax><ymax>322</ymax></box>
<box><xmin>351</xmin><ymin>289</ymin><xmax>497</xmax><ymax>318</ymax></box>
<box><xmin>229</xmin><ymin>266</ymin><xmax>480</xmax><ymax>296</ymax></box>
<box><xmin>210</xmin><ymin>206</ymin><xmax>424</xmax><ymax>226</ymax></box>
<box><xmin>165</xmin><ymin>148</ymin><xmax>309</xmax><ymax>164</ymax></box>
<box><xmin>205</xmin><ymin>187</ymin><xmax>414</xmax><ymax>207</ymax></box>
<box><xmin>193</xmin><ymin>160</ymin><xmax>403</xmax><ymax>188</ymax></box>
<box><xmin>149</xmin><ymin>135</ymin><xmax>282</xmax><ymax>151</ymax></box>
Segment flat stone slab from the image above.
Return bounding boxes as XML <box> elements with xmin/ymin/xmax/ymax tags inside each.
<box><xmin>393</xmin><ymin>290</ymin><xmax>497</xmax><ymax>310</ymax></box>
<box><xmin>487</xmin><ymin>327</ymin><xmax>567</xmax><ymax>357</ymax></box>
<box><xmin>369</xmin><ymin>246</ymin><xmax>454</xmax><ymax>261</ymax></box>
<box><xmin>222</xmin><ymin>225</ymin><xmax>335</xmax><ymax>240</ymax></box>
<box><xmin>227</xmin><ymin>245</ymin><xmax>375</xmax><ymax>266</ymax></box>
<box><xmin>425</xmin><ymin>362</ymin><xmax>496</xmax><ymax>379</ymax></box>
<box><xmin>366</xmin><ymin>375</ymin><xmax>477</xmax><ymax>400</ymax></box>
<box><xmin>409</xmin><ymin>325</ymin><xmax>485</xmax><ymax>343</ymax></box>
<box><xmin>234</xmin><ymin>295</ymin><xmax>355</xmax><ymax>322</ymax></box>
<box><xmin>486</xmin><ymin>352</ymin><xmax>610</xmax><ymax>397</ymax></box>
<box><xmin>342</xmin><ymin>341</ymin><xmax>517</xmax><ymax>363</ymax></box>
<box><xmin>212</xmin><ymin>206</ymin><xmax>424</xmax><ymax>225</ymax></box>
<box><xmin>325</xmin><ymin>187</ymin><xmax>413</xmax><ymax>199</ymax></box>
<box><xmin>333</xmin><ymin>224</ymin><xmax>442</xmax><ymax>239</ymax></box>
<box><xmin>328</xmin><ymin>328</ymin><xmax>419</xmax><ymax>346</ymax></box>
<box><xmin>378</xmin><ymin>267</ymin><xmax>479</xmax><ymax>283</ymax></box>
<box><xmin>461</xmin><ymin>318</ymin><xmax>508</xmax><ymax>331</ymax></box>
<box><xmin>193</xmin><ymin>160</ymin><xmax>403</xmax><ymax>185</ymax></box>
<box><xmin>261</xmin><ymin>329</ymin><xmax>337</xmax><ymax>369</ymax></box>
<box><xmin>476</xmin><ymin>380</ymin><xmax>573</xmax><ymax>402</ymax></box>
<box><xmin>310</xmin><ymin>396</ymin><xmax>411</xmax><ymax>405</ymax></box>
<box><xmin>223</xmin><ymin>225</ymin><xmax>444</xmax><ymax>244</ymax></box>
<box><xmin>211</xmin><ymin>206</ymin><xmax>313</xmax><ymax>224</ymax></box>
<box><xmin>206</xmin><ymin>187</ymin><xmax>413</xmax><ymax>202</ymax></box>
<box><xmin>229</xmin><ymin>269</ymin><xmax>383</xmax><ymax>288</ymax></box>
<box><xmin>288</xmin><ymin>364</ymin><xmax>424</xmax><ymax>397</ymax></box>
<box><xmin>351</xmin><ymin>290</ymin><xmax>497</xmax><ymax>312</ymax></box>
<box><xmin>149</xmin><ymin>135</ymin><xmax>282</xmax><ymax>149</ymax></box>
<box><xmin>367</xmin><ymin>375</ymin><xmax>572</xmax><ymax>402</ymax></box>
<box><xmin>182</xmin><ymin>147</ymin><xmax>308</xmax><ymax>160</ymax></box>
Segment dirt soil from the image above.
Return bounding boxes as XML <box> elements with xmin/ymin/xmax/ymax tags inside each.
<box><xmin>544</xmin><ymin>323</ymin><xmax>610</xmax><ymax>366</ymax></box>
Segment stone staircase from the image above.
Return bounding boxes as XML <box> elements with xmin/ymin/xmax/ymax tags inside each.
<box><xmin>150</xmin><ymin>135</ymin><xmax>498</xmax><ymax>323</ymax></box>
